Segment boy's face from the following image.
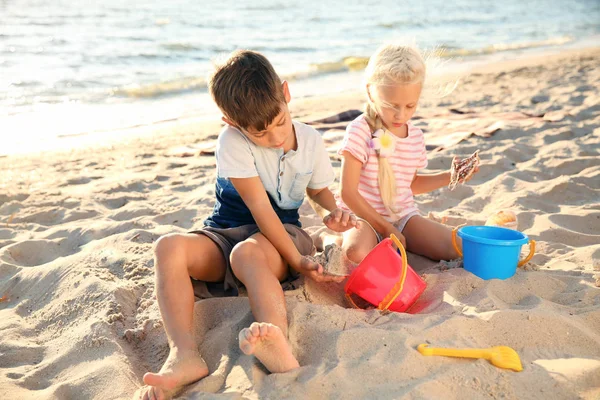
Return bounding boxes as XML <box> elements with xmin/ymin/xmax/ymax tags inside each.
<box><xmin>223</xmin><ymin>81</ymin><xmax>296</xmax><ymax>152</ymax></box>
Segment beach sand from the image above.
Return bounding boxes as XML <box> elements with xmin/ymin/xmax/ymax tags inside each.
<box><xmin>1</xmin><ymin>48</ymin><xmax>599</xmax><ymax>400</ymax></box>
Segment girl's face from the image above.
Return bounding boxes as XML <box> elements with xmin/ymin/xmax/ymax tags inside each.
<box><xmin>369</xmin><ymin>83</ymin><xmax>422</xmax><ymax>133</ymax></box>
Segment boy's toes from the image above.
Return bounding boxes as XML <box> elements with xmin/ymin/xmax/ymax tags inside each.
<box><xmin>250</xmin><ymin>322</ymin><xmax>261</xmax><ymax>336</ymax></box>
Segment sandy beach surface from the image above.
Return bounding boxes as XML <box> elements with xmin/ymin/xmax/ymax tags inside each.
<box><xmin>1</xmin><ymin>48</ymin><xmax>599</xmax><ymax>400</ymax></box>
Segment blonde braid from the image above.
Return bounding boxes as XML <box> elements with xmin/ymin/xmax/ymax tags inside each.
<box><xmin>364</xmin><ymin>102</ymin><xmax>398</xmax><ymax>218</ymax></box>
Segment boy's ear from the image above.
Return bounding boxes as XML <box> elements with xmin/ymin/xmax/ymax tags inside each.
<box><xmin>282</xmin><ymin>80</ymin><xmax>291</xmax><ymax>103</ymax></box>
<box><xmin>222</xmin><ymin>116</ymin><xmax>236</xmax><ymax>126</ymax></box>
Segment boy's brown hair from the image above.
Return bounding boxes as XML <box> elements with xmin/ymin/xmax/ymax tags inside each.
<box><xmin>209</xmin><ymin>50</ymin><xmax>285</xmax><ymax>131</ymax></box>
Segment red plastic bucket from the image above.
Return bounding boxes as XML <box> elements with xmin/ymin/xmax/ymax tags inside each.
<box><xmin>344</xmin><ymin>234</ymin><xmax>427</xmax><ymax>313</ymax></box>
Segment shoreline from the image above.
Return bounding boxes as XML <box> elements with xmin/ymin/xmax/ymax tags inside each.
<box><xmin>2</xmin><ymin>41</ymin><xmax>599</xmax><ymax>157</ymax></box>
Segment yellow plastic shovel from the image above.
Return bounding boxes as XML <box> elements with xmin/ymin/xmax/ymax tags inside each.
<box><xmin>417</xmin><ymin>344</ymin><xmax>523</xmax><ymax>372</ymax></box>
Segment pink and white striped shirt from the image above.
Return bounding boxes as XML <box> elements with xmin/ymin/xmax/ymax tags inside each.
<box><xmin>336</xmin><ymin>114</ymin><xmax>428</xmax><ymax>222</ymax></box>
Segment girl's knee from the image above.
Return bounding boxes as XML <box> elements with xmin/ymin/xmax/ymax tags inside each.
<box><xmin>343</xmin><ymin>244</ymin><xmax>371</xmax><ymax>265</ymax></box>
<box><xmin>435</xmin><ymin>236</ymin><xmax>460</xmax><ymax>261</ymax></box>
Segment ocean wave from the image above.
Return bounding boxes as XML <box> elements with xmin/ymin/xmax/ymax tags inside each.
<box><xmin>161</xmin><ymin>42</ymin><xmax>202</xmax><ymax>51</ymax></box>
<box><xmin>241</xmin><ymin>3</ymin><xmax>289</xmax><ymax>11</ymax></box>
<box><xmin>111</xmin><ymin>76</ymin><xmax>208</xmax><ymax>98</ymax></box>
<box><xmin>310</xmin><ymin>57</ymin><xmax>370</xmax><ymax>73</ymax></box>
<box><xmin>308</xmin><ymin>37</ymin><xmax>574</xmax><ymax>73</ymax></box>
<box><xmin>378</xmin><ymin>20</ymin><xmax>423</xmax><ymax>29</ymax></box>
<box><xmin>439</xmin><ymin>36</ymin><xmax>573</xmax><ymax>57</ymax></box>
<box><xmin>253</xmin><ymin>45</ymin><xmax>315</xmax><ymax>53</ymax></box>
<box><xmin>9</xmin><ymin>80</ymin><xmax>43</xmax><ymax>87</ymax></box>
<box><xmin>5</xmin><ymin>35</ymin><xmax>580</xmax><ymax>104</ymax></box>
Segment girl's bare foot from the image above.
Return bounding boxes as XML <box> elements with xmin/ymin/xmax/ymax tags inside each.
<box><xmin>134</xmin><ymin>348</ymin><xmax>208</xmax><ymax>400</ymax></box>
<box><xmin>238</xmin><ymin>322</ymin><xmax>299</xmax><ymax>373</ymax></box>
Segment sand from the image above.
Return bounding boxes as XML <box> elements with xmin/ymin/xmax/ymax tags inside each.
<box><xmin>1</xmin><ymin>48</ymin><xmax>599</xmax><ymax>400</ymax></box>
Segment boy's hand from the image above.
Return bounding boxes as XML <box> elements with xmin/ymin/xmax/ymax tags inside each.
<box><xmin>296</xmin><ymin>256</ymin><xmax>345</xmax><ymax>283</ymax></box>
<box><xmin>323</xmin><ymin>208</ymin><xmax>359</xmax><ymax>233</ymax></box>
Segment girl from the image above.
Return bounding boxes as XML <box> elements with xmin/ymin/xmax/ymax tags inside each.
<box><xmin>323</xmin><ymin>43</ymin><xmax>477</xmax><ymax>265</ymax></box>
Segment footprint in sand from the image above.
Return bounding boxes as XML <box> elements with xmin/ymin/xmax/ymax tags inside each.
<box><xmin>0</xmin><ymin>239</ymin><xmax>75</xmax><ymax>267</ymax></box>
<box><xmin>167</xmin><ymin>162</ymin><xmax>188</xmax><ymax>170</ymax></box>
<box><xmin>546</xmin><ymin>157</ymin><xmax>598</xmax><ymax>177</ymax></box>
<box><xmin>110</xmin><ymin>206</ymin><xmax>157</xmax><ymax>222</ymax></box>
<box><xmin>15</xmin><ymin>207</ymin><xmax>98</xmax><ymax>227</ymax></box>
<box><xmin>104</xmin><ymin>181</ymin><xmax>152</xmax><ymax>195</ymax></box>
<box><xmin>153</xmin><ymin>209</ymin><xmax>197</xmax><ymax>229</ymax></box>
<box><xmin>17</xmin><ymin>208</ymin><xmax>66</xmax><ymax>226</ymax></box>
<box><xmin>0</xmin><ymin>341</ymin><xmax>45</xmax><ymax>369</ymax></box>
<box><xmin>549</xmin><ymin>213</ymin><xmax>600</xmax><ymax>236</ymax></box>
<box><xmin>543</xmin><ymin>129</ymin><xmax>577</xmax><ymax>144</ymax></box>
<box><xmin>0</xmin><ymin>228</ymin><xmax>16</xmax><ymax>240</ymax></box>
<box><xmin>0</xmin><ymin>193</ymin><xmax>29</xmax><ymax>203</ymax></box>
<box><xmin>97</xmin><ymin>194</ymin><xmax>146</xmax><ymax>210</ymax></box>
<box><xmin>60</xmin><ymin>175</ymin><xmax>103</xmax><ymax>186</ymax></box>
<box><xmin>537</xmin><ymin>222</ymin><xmax>599</xmax><ymax>247</ymax></box>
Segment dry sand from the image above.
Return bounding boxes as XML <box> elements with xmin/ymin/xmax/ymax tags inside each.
<box><xmin>1</xmin><ymin>48</ymin><xmax>599</xmax><ymax>400</ymax></box>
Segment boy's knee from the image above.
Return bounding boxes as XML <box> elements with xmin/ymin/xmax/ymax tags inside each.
<box><xmin>230</xmin><ymin>240</ymin><xmax>267</xmax><ymax>278</ymax></box>
<box><xmin>154</xmin><ymin>233</ymin><xmax>186</xmax><ymax>259</ymax></box>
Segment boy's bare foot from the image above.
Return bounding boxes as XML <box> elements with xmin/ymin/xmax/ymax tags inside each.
<box><xmin>238</xmin><ymin>322</ymin><xmax>300</xmax><ymax>373</ymax></box>
<box><xmin>134</xmin><ymin>349</ymin><xmax>208</xmax><ymax>400</ymax></box>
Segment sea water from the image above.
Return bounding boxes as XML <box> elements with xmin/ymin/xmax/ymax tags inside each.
<box><xmin>1</xmin><ymin>0</ymin><xmax>599</xmax><ymax>154</ymax></box>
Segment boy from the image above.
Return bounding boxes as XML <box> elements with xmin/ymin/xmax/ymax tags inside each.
<box><xmin>136</xmin><ymin>50</ymin><xmax>358</xmax><ymax>400</ymax></box>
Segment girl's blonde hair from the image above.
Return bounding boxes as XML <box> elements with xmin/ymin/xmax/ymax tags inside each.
<box><xmin>364</xmin><ymin>43</ymin><xmax>426</xmax><ymax>218</ymax></box>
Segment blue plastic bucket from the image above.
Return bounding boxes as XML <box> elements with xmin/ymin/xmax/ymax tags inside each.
<box><xmin>451</xmin><ymin>226</ymin><xmax>535</xmax><ymax>280</ymax></box>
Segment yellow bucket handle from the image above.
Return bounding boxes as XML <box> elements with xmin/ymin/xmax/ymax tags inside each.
<box><xmin>518</xmin><ymin>240</ymin><xmax>535</xmax><ymax>267</ymax></box>
<box><xmin>345</xmin><ymin>293</ymin><xmax>362</xmax><ymax>309</ymax></box>
<box><xmin>451</xmin><ymin>227</ymin><xmax>462</xmax><ymax>257</ymax></box>
<box><xmin>377</xmin><ymin>234</ymin><xmax>409</xmax><ymax>311</ymax></box>
<box><xmin>452</xmin><ymin>227</ymin><xmax>536</xmax><ymax>268</ymax></box>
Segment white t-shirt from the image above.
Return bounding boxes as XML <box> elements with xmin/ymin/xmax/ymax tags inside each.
<box><xmin>217</xmin><ymin>120</ymin><xmax>335</xmax><ymax>210</ymax></box>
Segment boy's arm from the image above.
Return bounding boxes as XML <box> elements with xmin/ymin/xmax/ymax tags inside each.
<box><xmin>306</xmin><ymin>187</ymin><xmax>337</xmax><ymax>219</ymax></box>
<box><xmin>229</xmin><ymin>176</ymin><xmax>343</xmax><ymax>283</ymax></box>
<box><xmin>306</xmin><ymin>187</ymin><xmax>357</xmax><ymax>232</ymax></box>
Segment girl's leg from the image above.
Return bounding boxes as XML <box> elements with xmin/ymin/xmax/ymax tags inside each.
<box><xmin>402</xmin><ymin>216</ymin><xmax>461</xmax><ymax>261</ymax></box>
<box><xmin>230</xmin><ymin>233</ymin><xmax>300</xmax><ymax>373</ymax></box>
<box><xmin>137</xmin><ymin>233</ymin><xmax>227</xmax><ymax>400</ymax></box>
<box><xmin>341</xmin><ymin>220</ymin><xmax>379</xmax><ymax>265</ymax></box>
<box><xmin>310</xmin><ymin>226</ymin><xmax>342</xmax><ymax>252</ymax></box>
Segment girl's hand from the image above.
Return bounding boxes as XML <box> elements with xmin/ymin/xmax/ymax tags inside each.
<box><xmin>323</xmin><ymin>208</ymin><xmax>360</xmax><ymax>233</ymax></box>
<box><xmin>295</xmin><ymin>255</ymin><xmax>345</xmax><ymax>283</ymax></box>
<box><xmin>455</xmin><ymin>164</ymin><xmax>479</xmax><ymax>183</ymax></box>
<box><xmin>382</xmin><ymin>225</ymin><xmax>407</xmax><ymax>249</ymax></box>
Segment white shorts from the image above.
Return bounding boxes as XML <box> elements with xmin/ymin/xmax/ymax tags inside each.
<box><xmin>359</xmin><ymin>211</ymin><xmax>421</xmax><ymax>243</ymax></box>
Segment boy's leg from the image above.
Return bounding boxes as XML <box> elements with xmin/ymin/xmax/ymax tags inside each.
<box><xmin>137</xmin><ymin>233</ymin><xmax>226</xmax><ymax>400</ymax></box>
<box><xmin>229</xmin><ymin>233</ymin><xmax>300</xmax><ymax>373</ymax></box>
<box><xmin>402</xmin><ymin>216</ymin><xmax>461</xmax><ymax>261</ymax></box>
<box><xmin>341</xmin><ymin>221</ymin><xmax>379</xmax><ymax>265</ymax></box>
